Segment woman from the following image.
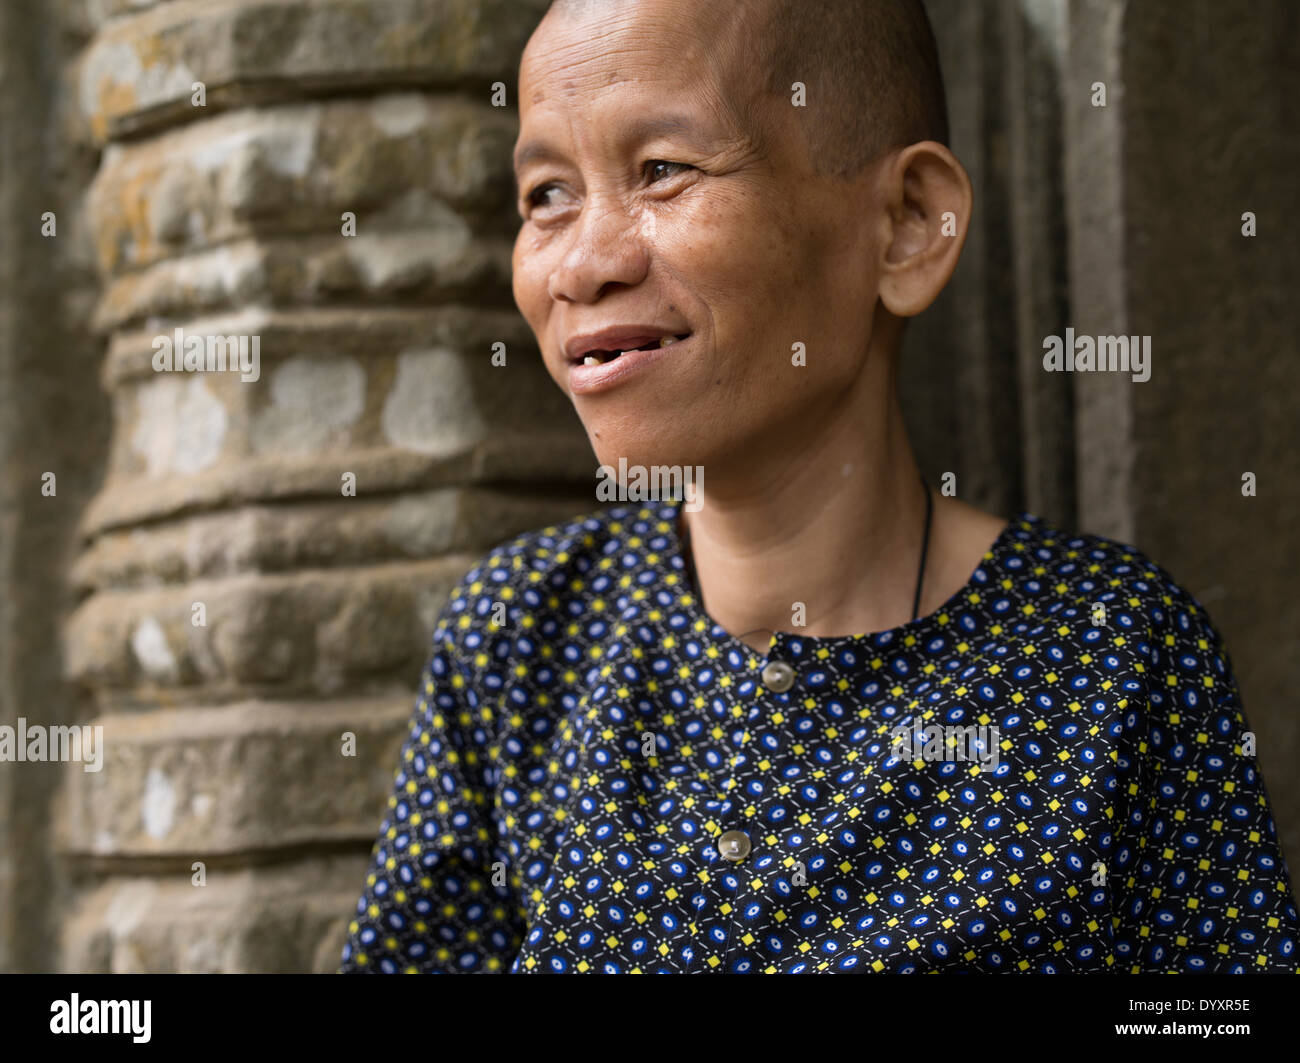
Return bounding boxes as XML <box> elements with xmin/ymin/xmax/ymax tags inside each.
<box><xmin>340</xmin><ymin>0</ymin><xmax>1298</xmax><ymax>973</ymax></box>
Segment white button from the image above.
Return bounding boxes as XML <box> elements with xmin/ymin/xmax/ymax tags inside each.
<box><xmin>718</xmin><ymin>830</ymin><xmax>751</xmax><ymax>861</ymax></box>
<box><xmin>761</xmin><ymin>660</ymin><xmax>795</xmax><ymax>692</ymax></box>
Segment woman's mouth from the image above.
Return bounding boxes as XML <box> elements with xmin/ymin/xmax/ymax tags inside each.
<box><xmin>567</xmin><ymin>333</ymin><xmax>693</xmax><ymax>395</ymax></box>
<box><xmin>580</xmin><ymin>334</ymin><xmax>690</xmax><ymax>366</ymax></box>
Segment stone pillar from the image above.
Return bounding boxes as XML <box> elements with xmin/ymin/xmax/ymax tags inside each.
<box><xmin>56</xmin><ymin>0</ymin><xmax>594</xmax><ymax>972</ymax></box>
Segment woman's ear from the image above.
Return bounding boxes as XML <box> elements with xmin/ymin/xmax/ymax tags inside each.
<box><xmin>876</xmin><ymin>141</ymin><xmax>973</xmax><ymax>318</ymax></box>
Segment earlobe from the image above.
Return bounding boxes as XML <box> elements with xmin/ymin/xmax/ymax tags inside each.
<box><xmin>877</xmin><ymin>142</ymin><xmax>973</xmax><ymax>318</ymax></box>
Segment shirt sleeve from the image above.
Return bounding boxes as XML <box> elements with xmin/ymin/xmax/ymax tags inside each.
<box><xmin>339</xmin><ymin>582</ymin><xmax>524</xmax><ymax>973</ymax></box>
<box><xmin>1110</xmin><ymin>585</ymin><xmax>1300</xmax><ymax>972</ymax></box>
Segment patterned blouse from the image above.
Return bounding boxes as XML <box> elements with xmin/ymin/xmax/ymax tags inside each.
<box><xmin>339</xmin><ymin>498</ymin><xmax>1299</xmax><ymax>973</ymax></box>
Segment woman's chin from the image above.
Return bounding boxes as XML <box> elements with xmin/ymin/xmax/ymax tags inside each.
<box><xmin>589</xmin><ymin>440</ymin><xmax>708</xmax><ymax>473</ymax></box>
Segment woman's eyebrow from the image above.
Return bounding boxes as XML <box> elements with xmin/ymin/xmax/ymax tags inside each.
<box><xmin>513</xmin><ymin>112</ymin><xmax>712</xmax><ymax>181</ymax></box>
<box><xmin>513</xmin><ymin>139</ymin><xmax>564</xmax><ymax>179</ymax></box>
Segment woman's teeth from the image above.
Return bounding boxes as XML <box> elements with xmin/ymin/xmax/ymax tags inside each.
<box><xmin>581</xmin><ymin>335</ymin><xmax>686</xmax><ymax>366</ymax></box>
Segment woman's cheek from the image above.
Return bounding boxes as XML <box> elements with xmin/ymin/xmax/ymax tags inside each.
<box><xmin>512</xmin><ymin>236</ymin><xmax>553</xmax><ymax>327</ymax></box>
<box><xmin>689</xmin><ymin>202</ymin><xmax>795</xmax><ymax>310</ymax></box>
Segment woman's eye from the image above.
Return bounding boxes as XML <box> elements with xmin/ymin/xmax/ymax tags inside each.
<box><xmin>645</xmin><ymin>160</ymin><xmax>692</xmax><ymax>183</ymax></box>
<box><xmin>526</xmin><ymin>184</ymin><xmax>561</xmax><ymax>210</ymax></box>
<box><xmin>523</xmin><ymin>163</ymin><xmax>691</xmax><ymax>215</ymax></box>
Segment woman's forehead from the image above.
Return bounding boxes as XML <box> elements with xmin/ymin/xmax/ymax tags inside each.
<box><xmin>516</xmin><ymin>1</ymin><xmax>766</xmax><ymax>148</ymax></box>
<box><xmin>519</xmin><ymin>0</ymin><xmax>759</xmax><ymax>99</ymax></box>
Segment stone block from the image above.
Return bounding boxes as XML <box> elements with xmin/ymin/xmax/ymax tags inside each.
<box><xmin>86</xmin><ymin>96</ymin><xmax>519</xmax><ymax>276</ymax></box>
<box><xmin>56</xmin><ymin>697</ymin><xmax>414</xmax><ymax>856</ymax></box>
<box><xmin>60</xmin><ymin>854</ymin><xmax>371</xmax><ymax>972</ymax></box>
<box><xmin>64</xmin><ymin>558</ymin><xmax>473</xmax><ymax>696</ymax></box>
<box><xmin>77</xmin><ymin>0</ymin><xmax>549</xmax><ymax>142</ymax></box>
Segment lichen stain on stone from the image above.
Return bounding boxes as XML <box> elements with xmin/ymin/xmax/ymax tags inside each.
<box><xmin>81</xmin><ymin>30</ymin><xmax>197</xmax><ymax>138</ymax></box>
<box><xmin>131</xmin><ymin>616</ymin><xmax>179</xmax><ymax>683</ymax></box>
<box><xmin>190</xmin><ymin>111</ymin><xmax>321</xmax><ymax>182</ymax></box>
<box><xmin>141</xmin><ymin>765</ymin><xmax>177</xmax><ymax>840</ymax></box>
<box><xmin>369</xmin><ymin>93</ymin><xmax>429</xmax><ymax>138</ymax></box>
<box><xmin>343</xmin><ymin>206</ymin><xmax>471</xmax><ymax>289</ymax></box>
<box><xmin>102</xmin><ymin>165</ymin><xmax>166</xmax><ymax>272</ymax></box>
<box><xmin>249</xmin><ymin>355</ymin><xmax>367</xmax><ymax>457</ymax></box>
<box><xmin>381</xmin><ymin>348</ymin><xmax>485</xmax><ymax>456</ymax></box>
<box><xmin>130</xmin><ymin>374</ymin><xmax>229</xmax><ymax>476</ymax></box>
<box><xmin>80</xmin><ymin>40</ymin><xmax>142</xmax><ymax>126</ymax></box>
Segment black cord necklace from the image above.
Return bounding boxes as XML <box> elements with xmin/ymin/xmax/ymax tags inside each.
<box><xmin>910</xmin><ymin>472</ymin><xmax>933</xmax><ymax>622</ymax></box>
<box><xmin>678</xmin><ymin>473</ymin><xmax>934</xmax><ymax>645</ymax></box>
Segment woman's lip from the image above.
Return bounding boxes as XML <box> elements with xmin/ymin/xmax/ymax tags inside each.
<box><xmin>568</xmin><ymin>335</ymin><xmax>693</xmax><ymax>395</ymax></box>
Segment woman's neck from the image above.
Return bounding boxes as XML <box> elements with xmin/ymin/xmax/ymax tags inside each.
<box><xmin>677</xmin><ymin>392</ymin><xmax>1008</xmax><ymax>652</ymax></box>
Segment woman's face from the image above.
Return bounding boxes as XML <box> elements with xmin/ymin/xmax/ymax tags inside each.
<box><xmin>511</xmin><ymin>0</ymin><xmax>887</xmax><ymax>477</ymax></box>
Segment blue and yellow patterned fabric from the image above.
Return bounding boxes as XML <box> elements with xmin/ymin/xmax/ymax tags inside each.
<box><xmin>340</xmin><ymin>499</ymin><xmax>1299</xmax><ymax>973</ymax></box>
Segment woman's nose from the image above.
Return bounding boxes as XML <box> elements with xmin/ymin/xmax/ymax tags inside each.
<box><xmin>546</xmin><ymin>199</ymin><xmax>651</xmax><ymax>304</ymax></box>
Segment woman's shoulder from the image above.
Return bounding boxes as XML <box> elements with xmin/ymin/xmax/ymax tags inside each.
<box><xmin>1004</xmin><ymin>509</ymin><xmax>1232</xmax><ymax>669</ymax></box>
<box><xmin>431</xmin><ymin>501</ymin><xmax>668</xmax><ymax>644</ymax></box>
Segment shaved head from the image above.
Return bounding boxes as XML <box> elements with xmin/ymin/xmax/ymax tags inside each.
<box><xmin>544</xmin><ymin>0</ymin><xmax>949</xmax><ymax>179</ymax></box>
<box><xmin>759</xmin><ymin>0</ymin><xmax>948</xmax><ymax>176</ymax></box>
